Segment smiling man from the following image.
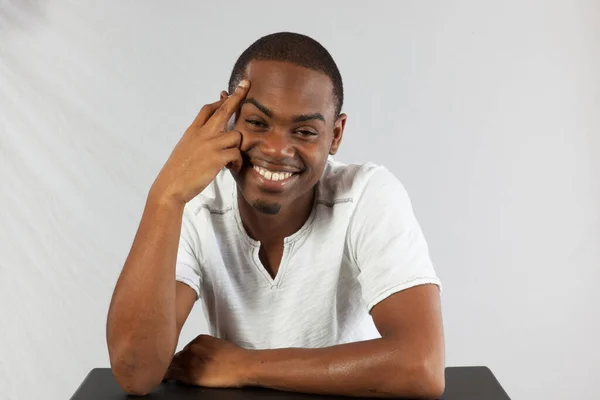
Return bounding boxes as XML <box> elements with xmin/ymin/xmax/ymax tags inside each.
<box><xmin>106</xmin><ymin>32</ymin><xmax>445</xmax><ymax>398</ymax></box>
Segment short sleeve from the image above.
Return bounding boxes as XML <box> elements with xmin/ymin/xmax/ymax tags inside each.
<box><xmin>347</xmin><ymin>166</ymin><xmax>441</xmax><ymax>311</ymax></box>
<box><xmin>175</xmin><ymin>206</ymin><xmax>203</xmax><ymax>299</ymax></box>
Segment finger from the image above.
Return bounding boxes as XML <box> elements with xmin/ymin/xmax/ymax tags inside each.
<box><xmin>228</xmin><ymin>150</ymin><xmax>248</xmax><ymax>174</ymax></box>
<box><xmin>217</xmin><ymin>130</ymin><xmax>242</xmax><ymax>149</ymax></box>
<box><xmin>222</xmin><ymin>148</ymin><xmax>243</xmax><ymax>173</ymax></box>
<box><xmin>164</xmin><ymin>365</ymin><xmax>186</xmax><ymax>382</ymax></box>
<box><xmin>220</xmin><ymin>90</ymin><xmax>228</xmax><ymax>101</ymax></box>
<box><xmin>226</xmin><ymin>157</ymin><xmax>243</xmax><ymax>174</ymax></box>
<box><xmin>219</xmin><ymin>131</ymin><xmax>243</xmax><ymax>173</ymax></box>
<box><xmin>168</xmin><ymin>352</ymin><xmax>188</xmax><ymax>370</ymax></box>
<box><xmin>206</xmin><ymin>79</ymin><xmax>250</xmax><ymax>131</ymax></box>
<box><xmin>190</xmin><ymin>96</ymin><xmax>228</xmax><ymax>128</ymax></box>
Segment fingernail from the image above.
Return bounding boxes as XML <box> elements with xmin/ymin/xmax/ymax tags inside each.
<box><xmin>238</xmin><ymin>79</ymin><xmax>249</xmax><ymax>89</ymax></box>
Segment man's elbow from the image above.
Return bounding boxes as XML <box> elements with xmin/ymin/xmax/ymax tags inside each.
<box><xmin>108</xmin><ymin>346</ymin><xmax>167</xmax><ymax>395</ymax></box>
<box><xmin>110</xmin><ymin>358</ymin><xmax>165</xmax><ymax>395</ymax></box>
<box><xmin>407</xmin><ymin>358</ymin><xmax>445</xmax><ymax>399</ymax></box>
<box><xmin>384</xmin><ymin>358</ymin><xmax>445</xmax><ymax>399</ymax></box>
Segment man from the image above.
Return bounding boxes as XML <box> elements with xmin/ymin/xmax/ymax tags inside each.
<box><xmin>106</xmin><ymin>32</ymin><xmax>444</xmax><ymax>398</ymax></box>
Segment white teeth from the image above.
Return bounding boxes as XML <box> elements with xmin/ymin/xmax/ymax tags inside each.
<box><xmin>253</xmin><ymin>166</ymin><xmax>294</xmax><ymax>181</ymax></box>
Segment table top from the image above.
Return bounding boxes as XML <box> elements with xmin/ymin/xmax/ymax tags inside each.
<box><xmin>71</xmin><ymin>366</ymin><xmax>510</xmax><ymax>399</ymax></box>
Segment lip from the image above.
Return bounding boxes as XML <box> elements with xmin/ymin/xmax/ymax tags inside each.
<box><xmin>248</xmin><ymin>165</ymin><xmax>300</xmax><ymax>192</ymax></box>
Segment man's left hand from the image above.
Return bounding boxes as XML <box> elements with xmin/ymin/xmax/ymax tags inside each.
<box><xmin>165</xmin><ymin>334</ymin><xmax>250</xmax><ymax>388</ymax></box>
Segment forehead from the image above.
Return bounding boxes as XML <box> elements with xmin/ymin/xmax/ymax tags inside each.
<box><xmin>242</xmin><ymin>60</ymin><xmax>335</xmax><ymax>118</ymax></box>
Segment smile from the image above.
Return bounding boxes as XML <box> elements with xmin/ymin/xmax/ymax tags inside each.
<box><xmin>252</xmin><ymin>165</ymin><xmax>297</xmax><ymax>182</ymax></box>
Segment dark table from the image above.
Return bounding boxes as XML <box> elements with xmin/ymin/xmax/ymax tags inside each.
<box><xmin>71</xmin><ymin>366</ymin><xmax>510</xmax><ymax>399</ymax></box>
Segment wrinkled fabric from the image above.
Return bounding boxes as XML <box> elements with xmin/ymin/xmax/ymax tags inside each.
<box><xmin>175</xmin><ymin>160</ymin><xmax>440</xmax><ymax>349</ymax></box>
<box><xmin>1</xmin><ymin>2</ymin><xmax>600</xmax><ymax>400</ymax></box>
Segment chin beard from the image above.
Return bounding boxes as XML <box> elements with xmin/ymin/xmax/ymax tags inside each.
<box><xmin>252</xmin><ymin>199</ymin><xmax>281</xmax><ymax>215</ymax></box>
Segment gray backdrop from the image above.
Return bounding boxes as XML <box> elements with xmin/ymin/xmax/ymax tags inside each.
<box><xmin>1</xmin><ymin>1</ymin><xmax>599</xmax><ymax>399</ymax></box>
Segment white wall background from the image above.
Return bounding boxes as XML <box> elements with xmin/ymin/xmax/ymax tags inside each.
<box><xmin>1</xmin><ymin>1</ymin><xmax>598</xmax><ymax>399</ymax></box>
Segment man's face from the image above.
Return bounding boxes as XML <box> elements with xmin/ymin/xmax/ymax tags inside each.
<box><xmin>230</xmin><ymin>60</ymin><xmax>345</xmax><ymax>215</ymax></box>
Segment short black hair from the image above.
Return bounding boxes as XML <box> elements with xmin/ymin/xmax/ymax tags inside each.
<box><xmin>228</xmin><ymin>32</ymin><xmax>344</xmax><ymax>117</ymax></box>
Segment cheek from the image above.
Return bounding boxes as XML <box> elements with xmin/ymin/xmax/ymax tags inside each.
<box><xmin>298</xmin><ymin>147</ymin><xmax>328</xmax><ymax>173</ymax></box>
<box><xmin>237</xmin><ymin>130</ymin><xmax>255</xmax><ymax>153</ymax></box>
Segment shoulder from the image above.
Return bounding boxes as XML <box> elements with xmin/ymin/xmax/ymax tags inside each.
<box><xmin>318</xmin><ymin>157</ymin><xmax>402</xmax><ymax>204</ymax></box>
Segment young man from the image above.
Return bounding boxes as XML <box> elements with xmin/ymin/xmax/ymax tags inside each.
<box><xmin>107</xmin><ymin>32</ymin><xmax>444</xmax><ymax>398</ymax></box>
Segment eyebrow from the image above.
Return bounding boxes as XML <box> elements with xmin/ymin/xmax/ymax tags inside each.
<box><xmin>242</xmin><ymin>98</ymin><xmax>326</xmax><ymax>123</ymax></box>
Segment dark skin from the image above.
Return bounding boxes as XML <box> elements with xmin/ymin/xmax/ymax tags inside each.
<box><xmin>106</xmin><ymin>60</ymin><xmax>445</xmax><ymax>398</ymax></box>
<box><xmin>231</xmin><ymin>60</ymin><xmax>345</xmax><ymax>277</ymax></box>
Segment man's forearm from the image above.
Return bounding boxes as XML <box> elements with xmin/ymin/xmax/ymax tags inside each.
<box><xmin>106</xmin><ymin>191</ymin><xmax>184</xmax><ymax>394</ymax></box>
<box><xmin>243</xmin><ymin>337</ymin><xmax>444</xmax><ymax>399</ymax></box>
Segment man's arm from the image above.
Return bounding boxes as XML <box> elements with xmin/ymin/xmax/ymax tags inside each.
<box><xmin>106</xmin><ymin>195</ymin><xmax>196</xmax><ymax>395</ymax></box>
<box><xmin>106</xmin><ymin>82</ymin><xmax>251</xmax><ymax>395</ymax></box>
<box><xmin>243</xmin><ymin>284</ymin><xmax>444</xmax><ymax>398</ymax></box>
<box><xmin>169</xmin><ymin>284</ymin><xmax>444</xmax><ymax>398</ymax></box>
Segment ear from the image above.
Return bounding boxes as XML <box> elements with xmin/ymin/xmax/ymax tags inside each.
<box><xmin>329</xmin><ymin>113</ymin><xmax>347</xmax><ymax>155</ymax></box>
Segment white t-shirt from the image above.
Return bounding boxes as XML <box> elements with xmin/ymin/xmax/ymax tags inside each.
<box><xmin>175</xmin><ymin>158</ymin><xmax>440</xmax><ymax>350</ymax></box>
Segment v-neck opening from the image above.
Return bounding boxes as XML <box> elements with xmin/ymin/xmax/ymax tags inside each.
<box><xmin>232</xmin><ymin>183</ymin><xmax>320</xmax><ymax>287</ymax></box>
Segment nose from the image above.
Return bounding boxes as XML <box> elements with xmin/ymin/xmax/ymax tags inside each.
<box><xmin>257</xmin><ymin>129</ymin><xmax>294</xmax><ymax>160</ymax></box>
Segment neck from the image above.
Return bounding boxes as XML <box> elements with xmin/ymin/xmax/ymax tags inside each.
<box><xmin>237</xmin><ymin>187</ymin><xmax>315</xmax><ymax>243</ymax></box>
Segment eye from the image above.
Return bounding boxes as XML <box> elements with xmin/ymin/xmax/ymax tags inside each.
<box><xmin>245</xmin><ymin>119</ymin><xmax>267</xmax><ymax>128</ymax></box>
<box><xmin>295</xmin><ymin>130</ymin><xmax>318</xmax><ymax>137</ymax></box>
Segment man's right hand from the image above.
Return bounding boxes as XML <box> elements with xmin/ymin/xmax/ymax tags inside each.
<box><xmin>150</xmin><ymin>79</ymin><xmax>251</xmax><ymax>206</ymax></box>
